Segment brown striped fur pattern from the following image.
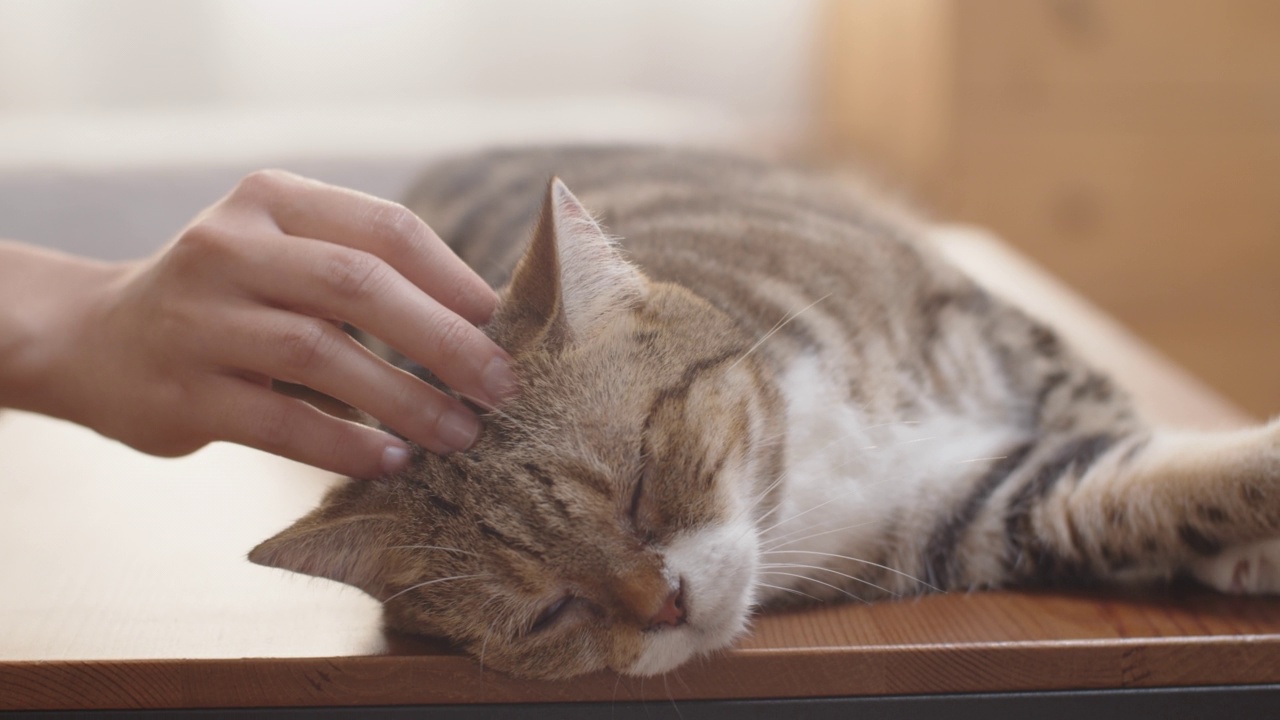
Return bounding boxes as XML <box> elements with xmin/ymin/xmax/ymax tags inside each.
<box><xmin>251</xmin><ymin>147</ymin><xmax>1280</xmax><ymax>679</ymax></box>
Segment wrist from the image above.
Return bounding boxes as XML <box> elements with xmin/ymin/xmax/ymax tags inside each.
<box><xmin>0</xmin><ymin>242</ymin><xmax>131</xmax><ymax>420</ymax></box>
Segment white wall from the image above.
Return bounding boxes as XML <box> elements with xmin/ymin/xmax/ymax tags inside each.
<box><xmin>0</xmin><ymin>0</ymin><xmax>817</xmax><ymax>127</ymax></box>
<box><xmin>0</xmin><ymin>0</ymin><xmax>819</xmax><ymax>256</ymax></box>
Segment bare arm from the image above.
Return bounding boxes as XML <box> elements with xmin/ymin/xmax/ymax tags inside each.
<box><xmin>0</xmin><ymin>170</ymin><xmax>517</xmax><ymax>478</ymax></box>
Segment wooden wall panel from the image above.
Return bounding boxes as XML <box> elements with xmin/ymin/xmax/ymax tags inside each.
<box><xmin>956</xmin><ymin>0</ymin><xmax>1280</xmax><ymax>92</ymax></box>
<box><xmin>819</xmin><ymin>0</ymin><xmax>1280</xmax><ymax>416</ymax></box>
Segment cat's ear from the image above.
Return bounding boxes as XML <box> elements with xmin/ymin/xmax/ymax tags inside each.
<box><xmin>497</xmin><ymin>177</ymin><xmax>646</xmax><ymax>353</ymax></box>
<box><xmin>249</xmin><ymin>491</ymin><xmax>397</xmax><ymax>600</ymax></box>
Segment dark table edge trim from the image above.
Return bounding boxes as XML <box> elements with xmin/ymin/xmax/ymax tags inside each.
<box><xmin>4</xmin><ymin>636</ymin><xmax>1280</xmax><ymax>710</ymax></box>
<box><xmin>4</xmin><ymin>683</ymin><xmax>1280</xmax><ymax>719</ymax></box>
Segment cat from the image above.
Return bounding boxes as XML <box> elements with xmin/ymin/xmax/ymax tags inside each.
<box><xmin>250</xmin><ymin>146</ymin><xmax>1280</xmax><ymax>680</ymax></box>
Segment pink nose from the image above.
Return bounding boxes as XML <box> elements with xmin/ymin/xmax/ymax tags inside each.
<box><xmin>645</xmin><ymin>582</ymin><xmax>687</xmax><ymax>630</ymax></box>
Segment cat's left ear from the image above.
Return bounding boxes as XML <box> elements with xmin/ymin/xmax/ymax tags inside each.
<box><xmin>249</xmin><ymin>485</ymin><xmax>398</xmax><ymax>600</ymax></box>
<box><xmin>497</xmin><ymin>178</ymin><xmax>647</xmax><ymax>353</ymax></box>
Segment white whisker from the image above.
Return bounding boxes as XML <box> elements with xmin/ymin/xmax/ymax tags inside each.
<box><xmin>867</xmin><ymin>420</ymin><xmax>922</xmax><ymax>430</ymax></box>
<box><xmin>957</xmin><ymin>455</ymin><xmax>1008</xmax><ymax>464</ymax></box>
<box><xmin>663</xmin><ymin>673</ymin><xmax>683</xmax><ymax>720</ymax></box>
<box><xmin>753</xmin><ymin>582</ymin><xmax>822</xmax><ymax>603</ymax></box>
<box><xmin>763</xmin><ymin>519</ymin><xmax>878</xmax><ymax>552</ymax></box>
<box><xmin>738</xmin><ymin>466</ymin><xmax>791</xmax><ymax>523</ymax></box>
<box><xmin>478</xmin><ymin>627</ymin><xmax>492</xmax><ymax>674</ymax></box>
<box><xmin>727</xmin><ymin>293</ymin><xmax>831</xmax><ymax>373</ymax></box>
<box><xmin>384</xmin><ymin>544</ymin><xmax>479</xmax><ymax>557</ymax></box>
<box><xmin>736</xmin><ymin>418</ymin><xmax>931</xmax><ymax>534</ymax></box>
<box><xmin>762</xmin><ymin>549</ymin><xmax>938</xmax><ymax>591</ymax></box>
<box><xmin>672</xmin><ymin>667</ymin><xmax>693</xmax><ymax>694</ymax></box>
<box><xmin>756</xmin><ymin>435</ymin><xmax>943</xmax><ymax>536</ymax></box>
<box><xmin>760</xmin><ymin>562</ymin><xmax>898</xmax><ymax>597</ymax></box>
<box><xmin>383</xmin><ymin>573</ymin><xmax>489</xmax><ymax>602</ymax></box>
<box><xmin>758</xmin><ymin>570</ymin><xmax>868</xmax><ymax>604</ymax></box>
<box><xmin>757</xmin><ymin>485</ymin><xmax>861</xmax><ymax>536</ymax></box>
<box><xmin>612</xmin><ymin>671</ymin><xmax>625</xmax><ymax>711</ymax></box>
<box><xmin>738</xmin><ymin>424</ymin><xmax>915</xmax><ymax>524</ymax></box>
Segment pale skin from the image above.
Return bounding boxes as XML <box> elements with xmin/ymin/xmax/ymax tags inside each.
<box><xmin>0</xmin><ymin>170</ymin><xmax>518</xmax><ymax>479</ymax></box>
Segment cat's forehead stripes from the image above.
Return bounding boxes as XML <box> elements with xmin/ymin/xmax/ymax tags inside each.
<box><xmin>424</xmin><ymin>493</ymin><xmax>462</xmax><ymax>518</ymax></box>
<box><xmin>640</xmin><ymin>349</ymin><xmax>748</xmax><ymax>430</ymax></box>
<box><xmin>542</xmin><ymin>460</ymin><xmax>615</xmax><ymax>501</ymax></box>
<box><xmin>476</xmin><ymin>520</ymin><xmax>548</xmax><ymax>563</ymax></box>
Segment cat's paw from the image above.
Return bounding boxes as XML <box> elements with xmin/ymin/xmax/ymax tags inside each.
<box><xmin>1191</xmin><ymin>538</ymin><xmax>1280</xmax><ymax>595</ymax></box>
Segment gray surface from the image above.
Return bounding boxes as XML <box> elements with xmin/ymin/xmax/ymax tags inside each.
<box><xmin>0</xmin><ymin>158</ymin><xmax>431</xmax><ymax>261</ymax></box>
<box><xmin>8</xmin><ymin>684</ymin><xmax>1280</xmax><ymax>719</ymax></box>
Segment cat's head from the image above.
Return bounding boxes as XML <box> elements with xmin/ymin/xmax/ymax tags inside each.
<box><xmin>250</xmin><ymin>179</ymin><xmax>786</xmax><ymax>679</ymax></box>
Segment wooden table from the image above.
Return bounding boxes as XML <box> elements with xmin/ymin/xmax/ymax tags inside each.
<box><xmin>2</xmin><ymin>228</ymin><xmax>1276</xmax><ymax>717</ymax></box>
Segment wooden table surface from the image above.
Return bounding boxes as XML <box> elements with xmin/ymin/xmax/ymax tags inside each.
<box><xmin>1</xmin><ymin>228</ymin><xmax>1275</xmax><ymax>711</ymax></box>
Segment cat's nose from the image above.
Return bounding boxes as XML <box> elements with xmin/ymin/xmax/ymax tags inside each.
<box><xmin>645</xmin><ymin>580</ymin><xmax>687</xmax><ymax>630</ymax></box>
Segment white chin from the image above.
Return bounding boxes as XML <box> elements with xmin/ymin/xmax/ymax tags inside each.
<box><xmin>626</xmin><ymin>523</ymin><xmax>757</xmax><ymax>676</ymax></box>
<box><xmin>628</xmin><ymin>628</ymin><xmax>699</xmax><ymax>676</ymax></box>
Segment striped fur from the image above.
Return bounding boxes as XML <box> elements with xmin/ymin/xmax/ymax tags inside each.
<box><xmin>252</xmin><ymin>146</ymin><xmax>1280</xmax><ymax>679</ymax></box>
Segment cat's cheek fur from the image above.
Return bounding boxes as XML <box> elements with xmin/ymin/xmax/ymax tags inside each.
<box><xmin>627</xmin><ymin>522</ymin><xmax>759</xmax><ymax>676</ymax></box>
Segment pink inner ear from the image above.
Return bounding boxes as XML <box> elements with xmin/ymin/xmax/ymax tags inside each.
<box><xmin>551</xmin><ymin>178</ymin><xmax>592</xmax><ymax>222</ymax></box>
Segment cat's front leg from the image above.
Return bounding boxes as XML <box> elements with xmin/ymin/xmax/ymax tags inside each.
<box><xmin>1047</xmin><ymin>417</ymin><xmax>1280</xmax><ymax>594</ymax></box>
<box><xmin>1185</xmin><ymin>419</ymin><xmax>1280</xmax><ymax>595</ymax></box>
<box><xmin>1191</xmin><ymin>537</ymin><xmax>1280</xmax><ymax>594</ymax></box>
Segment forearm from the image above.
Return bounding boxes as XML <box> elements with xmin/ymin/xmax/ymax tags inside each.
<box><xmin>0</xmin><ymin>240</ymin><xmax>129</xmax><ymax>419</ymax></box>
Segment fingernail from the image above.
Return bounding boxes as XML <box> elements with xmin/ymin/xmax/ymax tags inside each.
<box><xmin>439</xmin><ymin>407</ymin><xmax>481</xmax><ymax>452</ymax></box>
<box><xmin>381</xmin><ymin>442</ymin><xmax>411</xmax><ymax>475</ymax></box>
<box><xmin>480</xmin><ymin>356</ymin><xmax>519</xmax><ymax>406</ymax></box>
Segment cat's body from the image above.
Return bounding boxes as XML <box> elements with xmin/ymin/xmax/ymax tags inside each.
<box><xmin>252</xmin><ymin>147</ymin><xmax>1280</xmax><ymax>679</ymax></box>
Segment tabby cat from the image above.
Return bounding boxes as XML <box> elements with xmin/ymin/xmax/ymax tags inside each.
<box><xmin>251</xmin><ymin>147</ymin><xmax>1280</xmax><ymax>679</ymax></box>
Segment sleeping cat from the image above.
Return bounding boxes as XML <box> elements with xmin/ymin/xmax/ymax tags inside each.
<box><xmin>250</xmin><ymin>146</ymin><xmax>1280</xmax><ymax>679</ymax></box>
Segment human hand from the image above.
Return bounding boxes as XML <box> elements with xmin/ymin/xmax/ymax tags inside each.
<box><xmin>23</xmin><ymin>170</ymin><xmax>516</xmax><ymax>478</ymax></box>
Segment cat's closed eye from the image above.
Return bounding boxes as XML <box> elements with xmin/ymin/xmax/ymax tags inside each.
<box><xmin>528</xmin><ymin>595</ymin><xmax>575</xmax><ymax>635</ymax></box>
<box><xmin>627</xmin><ymin>467</ymin><xmax>661</xmax><ymax>545</ymax></box>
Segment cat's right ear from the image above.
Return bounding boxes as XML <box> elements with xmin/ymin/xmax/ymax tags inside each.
<box><xmin>495</xmin><ymin>177</ymin><xmax>646</xmax><ymax>353</ymax></box>
<box><xmin>248</xmin><ymin>486</ymin><xmax>398</xmax><ymax>600</ymax></box>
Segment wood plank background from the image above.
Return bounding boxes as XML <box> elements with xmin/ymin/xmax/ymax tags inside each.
<box><xmin>819</xmin><ymin>0</ymin><xmax>1280</xmax><ymax>419</ymax></box>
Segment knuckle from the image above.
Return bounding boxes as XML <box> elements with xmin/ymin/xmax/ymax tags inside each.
<box><xmin>325</xmin><ymin>424</ymin><xmax>370</xmax><ymax>473</ymax></box>
<box><xmin>323</xmin><ymin>249</ymin><xmax>391</xmax><ymax>302</ymax></box>
<box><xmin>388</xmin><ymin>381</ymin><xmax>439</xmax><ymax>433</ymax></box>
<box><xmin>444</xmin><ymin>277</ymin><xmax>486</xmax><ymax>319</ymax></box>
<box><xmin>174</xmin><ymin>220</ymin><xmax>237</xmax><ymax>263</ymax></box>
<box><xmin>278</xmin><ymin>320</ymin><xmax>335</xmax><ymax>376</ymax></box>
<box><xmin>379</xmin><ymin>386</ymin><xmax>453</xmax><ymax>456</ymax></box>
<box><xmin>235</xmin><ymin>168</ymin><xmax>296</xmax><ymax>199</ymax></box>
<box><xmin>366</xmin><ymin>202</ymin><xmax>427</xmax><ymax>256</ymax></box>
<box><xmin>432</xmin><ymin>314</ymin><xmax>476</xmax><ymax>367</ymax></box>
<box><xmin>249</xmin><ymin>402</ymin><xmax>296</xmax><ymax>454</ymax></box>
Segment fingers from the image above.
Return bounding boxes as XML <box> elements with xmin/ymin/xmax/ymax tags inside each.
<box><xmin>172</xmin><ymin>170</ymin><xmax>518</xmax><ymax>472</ymax></box>
<box><xmin>205</xmin><ymin>376</ymin><xmax>414</xmax><ymax>479</ymax></box>
<box><xmin>206</xmin><ymin>305</ymin><xmax>481</xmax><ymax>455</ymax></box>
<box><xmin>230</xmin><ymin>169</ymin><xmax>498</xmax><ymax>326</ymax></box>
<box><xmin>232</xmin><ymin>231</ymin><xmax>517</xmax><ymax>409</ymax></box>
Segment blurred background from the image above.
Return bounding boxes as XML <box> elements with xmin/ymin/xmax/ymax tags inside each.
<box><xmin>0</xmin><ymin>0</ymin><xmax>1275</xmax><ymax>416</ymax></box>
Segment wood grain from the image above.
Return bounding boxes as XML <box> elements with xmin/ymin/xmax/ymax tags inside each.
<box><xmin>0</xmin><ymin>230</ymin><xmax>1274</xmax><ymax>710</ymax></box>
<box><xmin>4</xmin><ymin>592</ymin><xmax>1280</xmax><ymax>709</ymax></box>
